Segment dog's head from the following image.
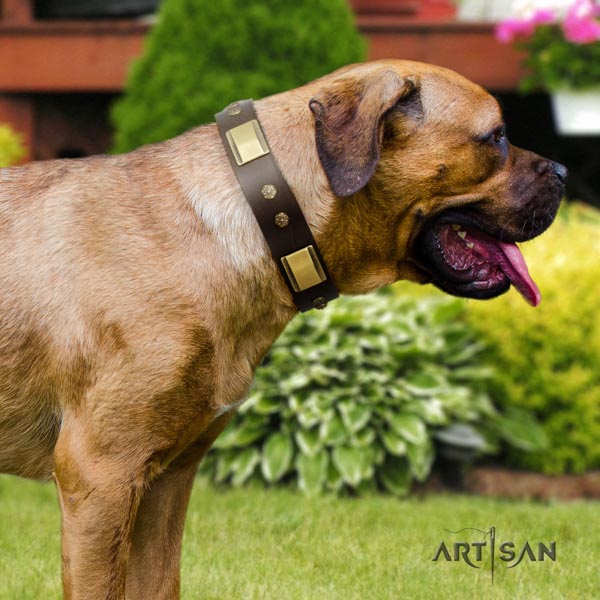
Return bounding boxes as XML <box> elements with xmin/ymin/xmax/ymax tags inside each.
<box><xmin>309</xmin><ymin>60</ymin><xmax>565</xmax><ymax>305</ymax></box>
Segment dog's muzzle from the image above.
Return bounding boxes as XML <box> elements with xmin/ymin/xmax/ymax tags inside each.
<box><xmin>414</xmin><ymin>158</ymin><xmax>566</xmax><ymax>306</ymax></box>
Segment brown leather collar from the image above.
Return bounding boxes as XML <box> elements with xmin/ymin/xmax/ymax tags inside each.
<box><xmin>215</xmin><ymin>100</ymin><xmax>338</xmax><ymax>312</ymax></box>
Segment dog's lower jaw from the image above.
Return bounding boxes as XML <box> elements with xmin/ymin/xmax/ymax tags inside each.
<box><xmin>396</xmin><ymin>261</ymin><xmax>432</xmax><ymax>285</ymax></box>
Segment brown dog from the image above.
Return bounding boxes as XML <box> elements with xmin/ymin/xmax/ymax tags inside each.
<box><xmin>0</xmin><ymin>60</ymin><xmax>564</xmax><ymax>599</ymax></box>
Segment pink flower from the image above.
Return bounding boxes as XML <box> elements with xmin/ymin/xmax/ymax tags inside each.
<box><xmin>496</xmin><ymin>18</ymin><xmax>534</xmax><ymax>43</ymax></box>
<box><xmin>495</xmin><ymin>9</ymin><xmax>557</xmax><ymax>43</ymax></box>
<box><xmin>529</xmin><ymin>8</ymin><xmax>560</xmax><ymax>25</ymax></box>
<box><xmin>562</xmin><ymin>0</ymin><xmax>600</xmax><ymax>43</ymax></box>
<box><xmin>568</xmin><ymin>0</ymin><xmax>600</xmax><ymax>19</ymax></box>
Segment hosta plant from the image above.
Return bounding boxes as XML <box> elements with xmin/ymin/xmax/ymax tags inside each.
<box><xmin>201</xmin><ymin>291</ymin><xmax>545</xmax><ymax>495</ymax></box>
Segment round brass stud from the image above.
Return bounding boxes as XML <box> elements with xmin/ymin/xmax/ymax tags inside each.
<box><xmin>313</xmin><ymin>297</ymin><xmax>328</xmax><ymax>310</ymax></box>
<box><xmin>261</xmin><ymin>184</ymin><xmax>277</xmax><ymax>200</ymax></box>
<box><xmin>226</xmin><ymin>102</ymin><xmax>242</xmax><ymax>116</ymax></box>
<box><xmin>274</xmin><ymin>212</ymin><xmax>290</xmax><ymax>228</ymax></box>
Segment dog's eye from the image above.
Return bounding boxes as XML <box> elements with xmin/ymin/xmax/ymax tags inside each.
<box><xmin>474</xmin><ymin>127</ymin><xmax>508</xmax><ymax>148</ymax></box>
<box><xmin>490</xmin><ymin>127</ymin><xmax>506</xmax><ymax>145</ymax></box>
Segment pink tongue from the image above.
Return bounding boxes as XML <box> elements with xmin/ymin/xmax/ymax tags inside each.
<box><xmin>461</xmin><ymin>227</ymin><xmax>541</xmax><ymax>307</ymax></box>
<box><xmin>496</xmin><ymin>241</ymin><xmax>541</xmax><ymax>307</ymax></box>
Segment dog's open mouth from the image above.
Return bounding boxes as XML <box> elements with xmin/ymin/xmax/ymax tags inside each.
<box><xmin>416</xmin><ymin>218</ymin><xmax>541</xmax><ymax>306</ymax></box>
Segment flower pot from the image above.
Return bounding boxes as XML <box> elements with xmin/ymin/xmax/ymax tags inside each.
<box><xmin>35</xmin><ymin>0</ymin><xmax>160</xmax><ymax>19</ymax></box>
<box><xmin>551</xmin><ymin>89</ymin><xmax>600</xmax><ymax>135</ymax></box>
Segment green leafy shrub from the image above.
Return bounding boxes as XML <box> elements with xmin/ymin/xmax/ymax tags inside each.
<box><xmin>0</xmin><ymin>124</ymin><xmax>26</xmax><ymax>167</ymax></box>
<box><xmin>202</xmin><ymin>291</ymin><xmax>545</xmax><ymax>495</ymax></box>
<box><xmin>111</xmin><ymin>0</ymin><xmax>366</xmax><ymax>153</ymax></box>
<box><xmin>467</xmin><ymin>202</ymin><xmax>600</xmax><ymax>474</ymax></box>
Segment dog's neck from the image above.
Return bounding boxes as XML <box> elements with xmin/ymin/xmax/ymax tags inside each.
<box><xmin>170</xmin><ymin>105</ymin><xmax>328</xmax><ymax>409</ymax></box>
<box><xmin>214</xmin><ymin>100</ymin><xmax>338</xmax><ymax>312</ymax></box>
<box><xmin>255</xmin><ymin>93</ymin><xmax>337</xmax><ymax>242</ymax></box>
<box><xmin>168</xmin><ymin>91</ymin><xmax>344</xmax><ymax>410</ymax></box>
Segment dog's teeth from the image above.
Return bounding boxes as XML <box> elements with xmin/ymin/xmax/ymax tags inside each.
<box><xmin>466</xmin><ymin>242</ymin><xmax>474</xmax><ymax>249</ymax></box>
<box><xmin>452</xmin><ymin>224</ymin><xmax>461</xmax><ymax>231</ymax></box>
<box><xmin>457</xmin><ymin>231</ymin><xmax>467</xmax><ymax>240</ymax></box>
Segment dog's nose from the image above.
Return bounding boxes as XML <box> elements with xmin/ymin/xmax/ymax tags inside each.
<box><xmin>536</xmin><ymin>159</ymin><xmax>568</xmax><ymax>184</ymax></box>
<box><xmin>551</xmin><ymin>161</ymin><xmax>568</xmax><ymax>183</ymax></box>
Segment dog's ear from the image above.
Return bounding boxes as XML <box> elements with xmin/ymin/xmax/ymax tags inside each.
<box><xmin>309</xmin><ymin>70</ymin><xmax>419</xmax><ymax>197</ymax></box>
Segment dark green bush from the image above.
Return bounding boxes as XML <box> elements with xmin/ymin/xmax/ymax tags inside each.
<box><xmin>111</xmin><ymin>0</ymin><xmax>366</xmax><ymax>153</ymax></box>
<box><xmin>467</xmin><ymin>203</ymin><xmax>600</xmax><ymax>474</ymax></box>
<box><xmin>201</xmin><ymin>291</ymin><xmax>545</xmax><ymax>496</ymax></box>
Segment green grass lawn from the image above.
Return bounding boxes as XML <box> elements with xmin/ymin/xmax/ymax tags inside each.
<box><xmin>0</xmin><ymin>475</ymin><xmax>598</xmax><ymax>599</ymax></box>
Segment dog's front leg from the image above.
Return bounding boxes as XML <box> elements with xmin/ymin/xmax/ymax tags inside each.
<box><xmin>54</xmin><ymin>417</ymin><xmax>155</xmax><ymax>600</ymax></box>
<box><xmin>124</xmin><ymin>460</ymin><xmax>197</xmax><ymax>600</ymax></box>
<box><xmin>125</xmin><ymin>412</ymin><xmax>234</xmax><ymax>600</ymax></box>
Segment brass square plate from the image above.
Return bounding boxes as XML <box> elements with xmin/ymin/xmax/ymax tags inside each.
<box><xmin>226</xmin><ymin>120</ymin><xmax>270</xmax><ymax>166</ymax></box>
<box><xmin>281</xmin><ymin>246</ymin><xmax>326</xmax><ymax>292</ymax></box>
